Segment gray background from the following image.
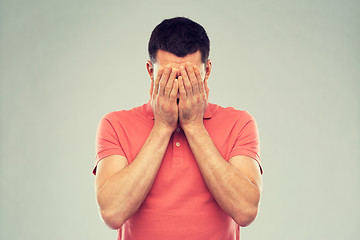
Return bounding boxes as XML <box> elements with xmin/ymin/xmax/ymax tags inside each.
<box><xmin>1</xmin><ymin>0</ymin><xmax>359</xmax><ymax>239</ymax></box>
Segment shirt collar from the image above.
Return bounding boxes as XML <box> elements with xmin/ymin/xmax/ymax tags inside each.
<box><xmin>144</xmin><ymin>100</ymin><xmax>214</xmax><ymax>120</ymax></box>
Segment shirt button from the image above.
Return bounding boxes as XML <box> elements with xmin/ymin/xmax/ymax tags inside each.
<box><xmin>176</xmin><ymin>128</ymin><xmax>181</xmax><ymax>132</ymax></box>
<box><xmin>176</xmin><ymin>142</ymin><xmax>180</xmax><ymax>147</ymax></box>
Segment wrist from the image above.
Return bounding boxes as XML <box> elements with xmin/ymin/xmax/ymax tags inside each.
<box><xmin>181</xmin><ymin>122</ymin><xmax>206</xmax><ymax>135</ymax></box>
<box><xmin>153</xmin><ymin>121</ymin><xmax>176</xmax><ymax>136</ymax></box>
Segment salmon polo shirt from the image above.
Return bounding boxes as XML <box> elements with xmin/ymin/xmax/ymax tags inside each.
<box><xmin>94</xmin><ymin>101</ymin><xmax>262</xmax><ymax>240</ymax></box>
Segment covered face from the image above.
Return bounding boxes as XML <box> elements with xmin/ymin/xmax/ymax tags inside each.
<box><xmin>147</xmin><ymin>50</ymin><xmax>212</xmax><ymax>98</ymax></box>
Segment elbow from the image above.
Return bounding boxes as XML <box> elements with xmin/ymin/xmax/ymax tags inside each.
<box><xmin>100</xmin><ymin>208</ymin><xmax>126</xmax><ymax>230</ymax></box>
<box><xmin>234</xmin><ymin>185</ymin><xmax>262</xmax><ymax>227</ymax></box>
<box><xmin>96</xmin><ymin>191</ymin><xmax>129</xmax><ymax>230</ymax></box>
<box><xmin>233</xmin><ymin>205</ymin><xmax>259</xmax><ymax>227</ymax></box>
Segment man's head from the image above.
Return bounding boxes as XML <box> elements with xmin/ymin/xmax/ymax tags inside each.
<box><xmin>148</xmin><ymin>17</ymin><xmax>210</xmax><ymax>64</ymax></box>
<box><xmin>146</xmin><ymin>17</ymin><xmax>212</xmax><ymax>97</ymax></box>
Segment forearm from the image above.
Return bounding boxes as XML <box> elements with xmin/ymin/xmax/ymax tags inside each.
<box><xmin>97</xmin><ymin>125</ymin><xmax>173</xmax><ymax>228</ymax></box>
<box><xmin>183</xmin><ymin>124</ymin><xmax>261</xmax><ymax>226</ymax></box>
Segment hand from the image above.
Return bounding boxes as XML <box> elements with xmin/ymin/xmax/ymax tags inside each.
<box><xmin>151</xmin><ymin>65</ymin><xmax>179</xmax><ymax>132</ymax></box>
<box><xmin>178</xmin><ymin>63</ymin><xmax>208</xmax><ymax>129</ymax></box>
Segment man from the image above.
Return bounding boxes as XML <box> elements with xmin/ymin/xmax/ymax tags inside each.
<box><xmin>93</xmin><ymin>17</ymin><xmax>263</xmax><ymax>240</ymax></box>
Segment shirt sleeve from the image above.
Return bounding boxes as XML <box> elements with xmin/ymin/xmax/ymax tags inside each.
<box><xmin>93</xmin><ymin>113</ymin><xmax>126</xmax><ymax>175</ymax></box>
<box><xmin>228</xmin><ymin>111</ymin><xmax>263</xmax><ymax>174</ymax></box>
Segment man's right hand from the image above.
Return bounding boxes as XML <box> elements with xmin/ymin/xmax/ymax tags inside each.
<box><xmin>151</xmin><ymin>64</ymin><xmax>179</xmax><ymax>132</ymax></box>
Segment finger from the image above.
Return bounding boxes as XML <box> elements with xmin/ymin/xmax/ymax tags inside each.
<box><xmin>164</xmin><ymin>67</ymin><xmax>177</xmax><ymax>97</ymax></box>
<box><xmin>170</xmin><ymin>78</ymin><xmax>179</xmax><ymax>103</ymax></box>
<box><xmin>159</xmin><ymin>65</ymin><xmax>172</xmax><ymax>96</ymax></box>
<box><xmin>178</xmin><ymin>76</ymin><xmax>186</xmax><ymax>100</ymax></box>
<box><xmin>153</xmin><ymin>66</ymin><xmax>164</xmax><ymax>99</ymax></box>
<box><xmin>186</xmin><ymin>63</ymin><xmax>198</xmax><ymax>93</ymax></box>
<box><xmin>204</xmin><ymin>77</ymin><xmax>209</xmax><ymax>96</ymax></box>
<box><xmin>180</xmin><ymin>65</ymin><xmax>192</xmax><ymax>96</ymax></box>
<box><xmin>194</xmin><ymin>65</ymin><xmax>205</xmax><ymax>94</ymax></box>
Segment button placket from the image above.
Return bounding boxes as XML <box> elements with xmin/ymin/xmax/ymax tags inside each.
<box><xmin>174</xmin><ymin>128</ymin><xmax>181</xmax><ymax>150</ymax></box>
<box><xmin>172</xmin><ymin>127</ymin><xmax>184</xmax><ymax>167</ymax></box>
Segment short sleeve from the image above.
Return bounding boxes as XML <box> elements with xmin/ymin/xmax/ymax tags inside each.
<box><xmin>93</xmin><ymin>114</ymin><xmax>126</xmax><ymax>175</ymax></box>
<box><xmin>228</xmin><ymin>112</ymin><xmax>262</xmax><ymax>174</ymax></box>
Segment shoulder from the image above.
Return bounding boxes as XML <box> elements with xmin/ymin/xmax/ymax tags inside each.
<box><xmin>209</xmin><ymin>103</ymin><xmax>256</xmax><ymax>123</ymax></box>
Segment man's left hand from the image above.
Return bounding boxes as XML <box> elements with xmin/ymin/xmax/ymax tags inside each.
<box><xmin>178</xmin><ymin>63</ymin><xmax>208</xmax><ymax>129</ymax></box>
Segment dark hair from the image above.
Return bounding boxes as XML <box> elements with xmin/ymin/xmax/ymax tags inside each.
<box><xmin>148</xmin><ymin>17</ymin><xmax>210</xmax><ymax>63</ymax></box>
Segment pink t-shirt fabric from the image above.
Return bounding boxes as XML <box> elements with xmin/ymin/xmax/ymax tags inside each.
<box><xmin>94</xmin><ymin>102</ymin><xmax>262</xmax><ymax>240</ymax></box>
